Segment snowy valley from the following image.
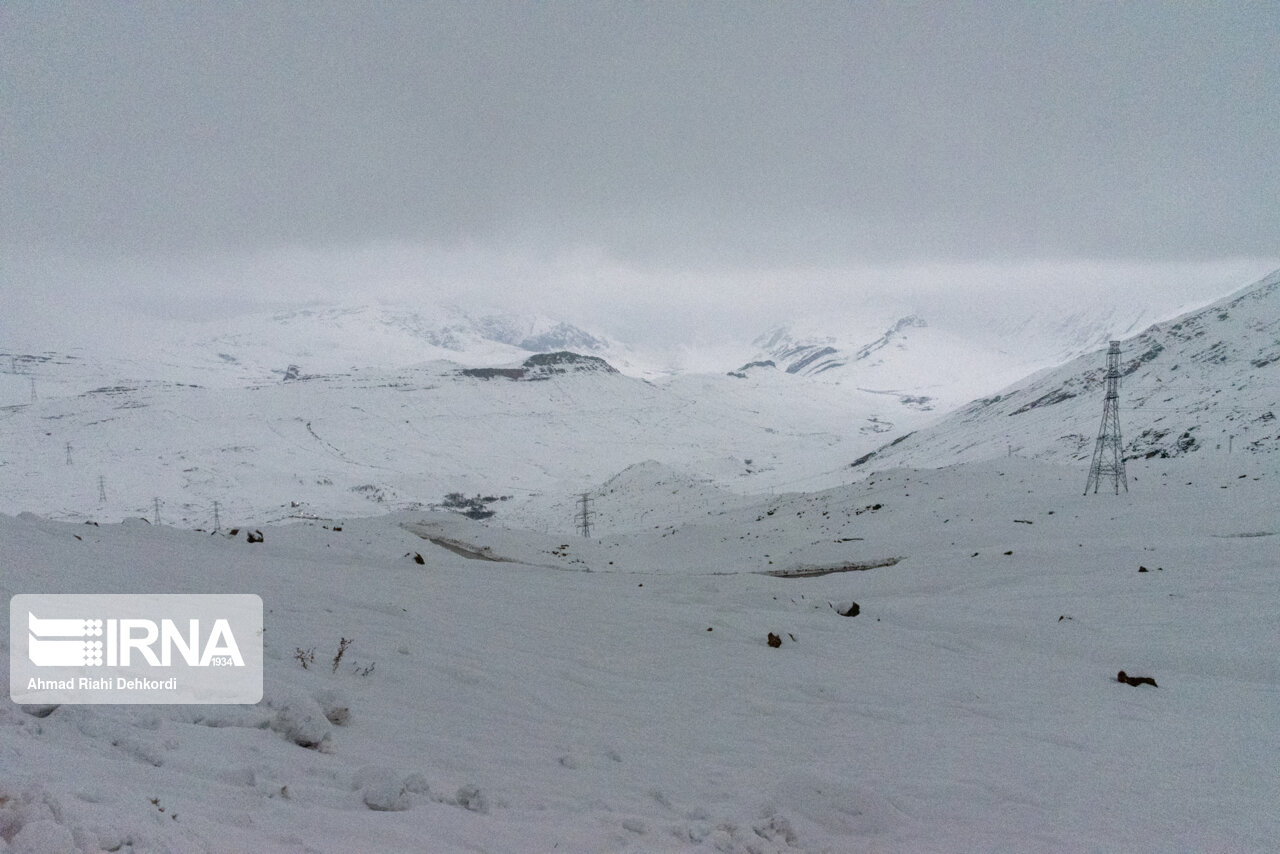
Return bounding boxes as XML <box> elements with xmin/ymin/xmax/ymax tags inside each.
<box><xmin>0</xmin><ymin>270</ymin><xmax>1278</xmax><ymax>853</ymax></box>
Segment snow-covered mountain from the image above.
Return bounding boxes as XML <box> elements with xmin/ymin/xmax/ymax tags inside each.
<box><xmin>744</xmin><ymin>315</ymin><xmax>1032</xmax><ymax>413</ymax></box>
<box><xmin>4</xmin><ymin>269</ymin><xmax>1276</xmax><ymax>530</ymax></box>
<box><xmin>0</xmin><ymin>304</ymin><xmax>635</xmax><ymax>397</ymax></box>
<box><xmin>850</xmin><ymin>268</ymin><xmax>1280</xmax><ymax>471</ymax></box>
<box><xmin>184</xmin><ymin>304</ymin><xmax>634</xmax><ymax>383</ymax></box>
<box><xmin>3</xmin><ymin>270</ymin><xmax>1279</xmax><ymax>851</ymax></box>
<box><xmin>736</xmin><ymin>277</ymin><xmax>1233</xmax><ymax>418</ymax></box>
<box><xmin>4</xmin><ymin>268</ymin><xmax>1249</xmax><ymax>428</ymax></box>
<box><xmin>0</xmin><ymin>350</ymin><xmax>943</xmax><ymax>529</ymax></box>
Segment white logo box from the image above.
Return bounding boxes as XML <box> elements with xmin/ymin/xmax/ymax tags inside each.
<box><xmin>11</xmin><ymin>594</ymin><xmax>262</xmax><ymax>704</ymax></box>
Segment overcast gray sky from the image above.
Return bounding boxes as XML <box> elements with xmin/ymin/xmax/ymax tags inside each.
<box><xmin>3</xmin><ymin>2</ymin><xmax>1278</xmax><ymax>343</ymax></box>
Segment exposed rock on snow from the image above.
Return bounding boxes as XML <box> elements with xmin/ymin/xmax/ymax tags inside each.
<box><xmin>1117</xmin><ymin>671</ymin><xmax>1158</xmax><ymax>687</ymax></box>
<box><xmin>460</xmin><ymin>350</ymin><xmax>620</xmax><ymax>381</ymax></box>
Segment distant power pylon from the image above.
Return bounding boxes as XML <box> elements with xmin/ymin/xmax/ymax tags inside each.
<box><xmin>98</xmin><ymin>475</ymin><xmax>107</xmax><ymax>503</ymax></box>
<box><xmin>1085</xmin><ymin>340</ymin><xmax>1128</xmax><ymax>495</ymax></box>
<box><xmin>576</xmin><ymin>493</ymin><xmax>593</xmax><ymax>538</ymax></box>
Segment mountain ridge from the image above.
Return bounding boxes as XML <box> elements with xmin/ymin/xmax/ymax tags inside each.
<box><xmin>850</xmin><ymin>268</ymin><xmax>1280</xmax><ymax>471</ymax></box>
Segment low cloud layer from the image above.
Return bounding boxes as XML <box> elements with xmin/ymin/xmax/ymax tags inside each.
<box><xmin>3</xmin><ymin>5</ymin><xmax>1277</xmax><ymax>354</ymax></box>
<box><xmin>4</xmin><ymin>4</ymin><xmax>1277</xmax><ymax>265</ymax></box>
<box><xmin>5</xmin><ymin>243</ymin><xmax>1275</xmax><ymax>358</ymax></box>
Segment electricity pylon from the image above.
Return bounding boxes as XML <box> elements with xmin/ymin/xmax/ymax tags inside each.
<box><xmin>1085</xmin><ymin>340</ymin><xmax>1128</xmax><ymax>495</ymax></box>
<box><xmin>576</xmin><ymin>493</ymin><xmax>593</xmax><ymax>538</ymax></box>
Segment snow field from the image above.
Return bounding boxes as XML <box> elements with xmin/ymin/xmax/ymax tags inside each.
<box><xmin>0</xmin><ymin>364</ymin><xmax>931</xmax><ymax>533</ymax></box>
<box><xmin>2</xmin><ymin>452</ymin><xmax>1277</xmax><ymax>852</ymax></box>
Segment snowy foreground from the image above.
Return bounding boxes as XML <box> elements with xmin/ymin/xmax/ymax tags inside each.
<box><xmin>2</xmin><ymin>453</ymin><xmax>1278</xmax><ymax>852</ymax></box>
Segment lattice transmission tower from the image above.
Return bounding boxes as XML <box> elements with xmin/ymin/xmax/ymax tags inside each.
<box><xmin>576</xmin><ymin>493</ymin><xmax>593</xmax><ymax>538</ymax></box>
<box><xmin>1084</xmin><ymin>340</ymin><xmax>1128</xmax><ymax>495</ymax></box>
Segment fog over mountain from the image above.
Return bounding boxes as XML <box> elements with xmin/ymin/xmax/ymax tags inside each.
<box><xmin>4</xmin><ymin>4</ymin><xmax>1278</xmax><ymax>357</ymax></box>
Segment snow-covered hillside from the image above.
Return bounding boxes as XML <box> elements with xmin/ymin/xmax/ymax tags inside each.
<box><xmin>3</xmin><ymin>451</ymin><xmax>1277</xmax><ymax>852</ymax></box>
<box><xmin>0</xmin><ymin>304</ymin><xmax>638</xmax><ymax>398</ymax></box>
<box><xmin>739</xmin><ymin>275</ymin><xmax>1244</xmax><ymax>417</ymax></box>
<box><xmin>747</xmin><ymin>315</ymin><xmax>1036</xmax><ymax>413</ymax></box>
<box><xmin>188</xmin><ymin>305</ymin><xmax>628</xmax><ymax>382</ymax></box>
<box><xmin>0</xmin><ymin>355</ymin><xmax>937</xmax><ymax>531</ymax></box>
<box><xmin>850</xmin><ymin>269</ymin><xmax>1280</xmax><ymax>472</ymax></box>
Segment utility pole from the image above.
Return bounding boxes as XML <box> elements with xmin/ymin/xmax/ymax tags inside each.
<box><xmin>98</xmin><ymin>475</ymin><xmax>107</xmax><ymax>503</ymax></box>
<box><xmin>65</xmin><ymin>442</ymin><xmax>72</xmax><ymax>465</ymax></box>
<box><xmin>1085</xmin><ymin>341</ymin><xmax>1128</xmax><ymax>495</ymax></box>
<box><xmin>30</xmin><ymin>378</ymin><xmax>37</xmax><ymax>402</ymax></box>
<box><xmin>213</xmin><ymin>500</ymin><xmax>221</xmax><ymax>532</ymax></box>
<box><xmin>576</xmin><ymin>492</ymin><xmax>593</xmax><ymax>538</ymax></box>
<box><xmin>153</xmin><ymin>497</ymin><xmax>161</xmax><ymax>525</ymax></box>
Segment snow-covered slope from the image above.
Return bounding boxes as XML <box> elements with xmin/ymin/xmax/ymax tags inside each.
<box><xmin>0</xmin><ymin>355</ymin><xmax>939</xmax><ymax>531</ymax></box>
<box><xmin>3</xmin><ymin>451</ymin><xmax>1277</xmax><ymax>852</ymax></box>
<box><xmin>740</xmin><ymin>277</ymin><xmax>1238</xmax><ymax>419</ymax></box>
<box><xmin>851</xmin><ymin>269</ymin><xmax>1280</xmax><ymax>471</ymax></box>
<box><xmin>6</xmin><ymin>269</ymin><xmax>1275</xmax><ymax>533</ymax></box>
<box><xmin>747</xmin><ymin>315</ymin><xmax>1034</xmax><ymax>413</ymax></box>
<box><xmin>0</xmin><ymin>304</ymin><xmax>638</xmax><ymax>396</ymax></box>
<box><xmin>196</xmin><ymin>304</ymin><xmax>631</xmax><ymax>378</ymax></box>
